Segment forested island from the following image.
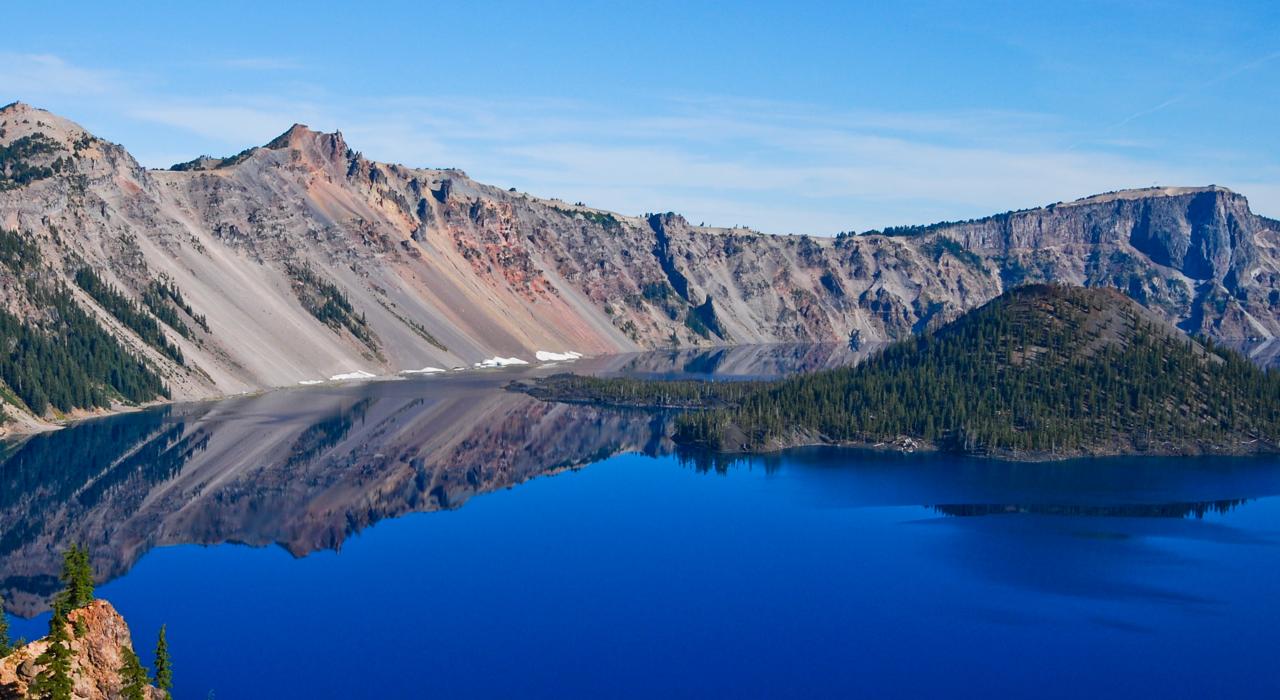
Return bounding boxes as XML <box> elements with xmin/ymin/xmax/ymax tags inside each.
<box><xmin>519</xmin><ymin>285</ymin><xmax>1280</xmax><ymax>461</ymax></box>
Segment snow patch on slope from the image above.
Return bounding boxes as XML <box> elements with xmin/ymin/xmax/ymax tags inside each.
<box><xmin>474</xmin><ymin>356</ymin><xmax>529</xmax><ymax>368</ymax></box>
<box><xmin>329</xmin><ymin>370</ymin><xmax>378</xmax><ymax>381</ymax></box>
<box><xmin>400</xmin><ymin>366</ymin><xmax>448</xmax><ymax>375</ymax></box>
<box><xmin>535</xmin><ymin>350</ymin><xmax>583</xmax><ymax>362</ymax></box>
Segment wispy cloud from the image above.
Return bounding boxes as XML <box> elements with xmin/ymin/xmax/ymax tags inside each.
<box><xmin>128</xmin><ymin>99</ymin><xmax>331</xmax><ymax>145</ymax></box>
<box><xmin>0</xmin><ymin>52</ymin><xmax>122</xmax><ymax>97</ymax></box>
<box><xmin>2</xmin><ymin>52</ymin><xmax>1275</xmax><ymax>232</ymax></box>
<box><xmin>1107</xmin><ymin>49</ymin><xmax>1280</xmax><ymax>130</ymax></box>
<box><xmin>210</xmin><ymin>57</ymin><xmax>302</xmax><ymax>71</ymax></box>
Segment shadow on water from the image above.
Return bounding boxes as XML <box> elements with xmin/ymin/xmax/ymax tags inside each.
<box><xmin>675</xmin><ymin>445</ymin><xmax>1280</xmax><ymax>609</ymax></box>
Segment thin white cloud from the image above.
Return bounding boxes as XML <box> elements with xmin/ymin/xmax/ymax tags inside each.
<box><xmin>0</xmin><ymin>52</ymin><xmax>122</xmax><ymax>98</ymax></box>
<box><xmin>211</xmin><ymin>57</ymin><xmax>302</xmax><ymax>71</ymax></box>
<box><xmin>1107</xmin><ymin>49</ymin><xmax>1280</xmax><ymax>130</ymax></box>
<box><xmin>2</xmin><ymin>52</ymin><xmax>1275</xmax><ymax>234</ymax></box>
<box><xmin>127</xmin><ymin>100</ymin><xmax>333</xmax><ymax>146</ymax></box>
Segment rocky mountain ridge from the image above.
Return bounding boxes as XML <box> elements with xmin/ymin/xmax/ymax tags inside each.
<box><xmin>0</xmin><ymin>101</ymin><xmax>1277</xmax><ymax>427</ymax></box>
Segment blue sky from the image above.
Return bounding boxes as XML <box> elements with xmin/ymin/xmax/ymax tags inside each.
<box><xmin>3</xmin><ymin>1</ymin><xmax>1278</xmax><ymax>233</ymax></box>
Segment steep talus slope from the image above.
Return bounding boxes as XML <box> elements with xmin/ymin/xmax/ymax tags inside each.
<box><xmin>1</xmin><ymin>101</ymin><xmax>1277</xmax><ymax>426</ymax></box>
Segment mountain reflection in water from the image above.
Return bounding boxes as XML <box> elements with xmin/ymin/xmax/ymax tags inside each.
<box><xmin>0</xmin><ymin>376</ymin><xmax>670</xmax><ymax>616</ymax></box>
<box><xmin>1</xmin><ymin>344</ymin><xmax>1279</xmax><ymax>619</ymax></box>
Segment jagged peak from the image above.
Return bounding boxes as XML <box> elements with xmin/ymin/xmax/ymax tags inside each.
<box><xmin>165</xmin><ymin>123</ymin><xmax>352</xmax><ymax>172</ymax></box>
<box><xmin>261</xmin><ymin>122</ymin><xmax>349</xmax><ymax>160</ymax></box>
<box><xmin>253</xmin><ymin>122</ymin><xmax>352</xmax><ymax>169</ymax></box>
<box><xmin>265</xmin><ymin>122</ymin><xmax>333</xmax><ymax>150</ymax></box>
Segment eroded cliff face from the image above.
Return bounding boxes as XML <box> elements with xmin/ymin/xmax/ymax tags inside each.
<box><xmin>0</xmin><ymin>102</ymin><xmax>1276</xmax><ymax>417</ymax></box>
<box><xmin>0</xmin><ymin>600</ymin><xmax>162</xmax><ymax>699</ymax></box>
<box><xmin>932</xmin><ymin>187</ymin><xmax>1279</xmax><ymax>339</ymax></box>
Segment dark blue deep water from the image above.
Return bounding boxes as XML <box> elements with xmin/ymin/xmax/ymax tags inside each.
<box><xmin>3</xmin><ymin>348</ymin><xmax>1279</xmax><ymax>698</ymax></box>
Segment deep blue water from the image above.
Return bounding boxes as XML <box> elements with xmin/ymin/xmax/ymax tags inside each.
<box><xmin>10</xmin><ymin>448</ymin><xmax>1280</xmax><ymax>698</ymax></box>
<box><xmin>2</xmin><ymin>347</ymin><xmax>1279</xmax><ymax>698</ymax></box>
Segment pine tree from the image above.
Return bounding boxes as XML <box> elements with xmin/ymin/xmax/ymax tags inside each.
<box><xmin>53</xmin><ymin>545</ymin><xmax>95</xmax><ymax>615</ymax></box>
<box><xmin>118</xmin><ymin>646</ymin><xmax>150</xmax><ymax>700</ymax></box>
<box><xmin>154</xmin><ymin>624</ymin><xmax>173</xmax><ymax>697</ymax></box>
<box><xmin>0</xmin><ymin>593</ymin><xmax>11</xmax><ymax>657</ymax></box>
<box><xmin>28</xmin><ymin>608</ymin><xmax>73</xmax><ymax>700</ymax></box>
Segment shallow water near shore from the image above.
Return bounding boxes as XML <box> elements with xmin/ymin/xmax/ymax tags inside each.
<box><xmin>2</xmin><ymin>345</ymin><xmax>1279</xmax><ymax>698</ymax></box>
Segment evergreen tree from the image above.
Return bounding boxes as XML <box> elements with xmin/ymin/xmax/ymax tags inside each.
<box><xmin>28</xmin><ymin>608</ymin><xmax>73</xmax><ymax>700</ymax></box>
<box><xmin>0</xmin><ymin>230</ymin><xmax>170</xmax><ymax>416</ymax></box>
<box><xmin>118</xmin><ymin>646</ymin><xmax>150</xmax><ymax>700</ymax></box>
<box><xmin>53</xmin><ymin>545</ymin><xmax>95</xmax><ymax>615</ymax></box>
<box><xmin>154</xmin><ymin>624</ymin><xmax>173</xmax><ymax>697</ymax></box>
<box><xmin>0</xmin><ymin>593</ymin><xmax>11</xmax><ymax>657</ymax></box>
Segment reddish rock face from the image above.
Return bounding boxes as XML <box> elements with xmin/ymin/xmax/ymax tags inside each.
<box><xmin>0</xmin><ymin>600</ymin><xmax>162</xmax><ymax>699</ymax></box>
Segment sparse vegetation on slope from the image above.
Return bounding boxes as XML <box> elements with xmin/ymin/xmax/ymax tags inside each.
<box><xmin>74</xmin><ymin>268</ymin><xmax>185</xmax><ymax>365</ymax></box>
<box><xmin>552</xmin><ymin>205</ymin><xmax>621</xmax><ymax>229</ymax></box>
<box><xmin>0</xmin><ymin>133</ymin><xmax>65</xmax><ymax>190</ymax></box>
<box><xmin>375</xmin><ymin>299</ymin><xmax>447</xmax><ymax>352</ymax></box>
<box><xmin>141</xmin><ymin>277</ymin><xmax>209</xmax><ymax>339</ymax></box>
<box><xmin>167</xmin><ymin>145</ymin><xmax>259</xmax><ymax>171</ymax></box>
<box><xmin>287</xmin><ymin>264</ymin><xmax>378</xmax><ymax>349</ymax></box>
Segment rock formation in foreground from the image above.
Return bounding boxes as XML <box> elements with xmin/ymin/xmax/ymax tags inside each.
<box><xmin>0</xmin><ymin>600</ymin><xmax>162</xmax><ymax>699</ymax></box>
<box><xmin>1</xmin><ymin>101</ymin><xmax>1277</xmax><ymax>428</ymax></box>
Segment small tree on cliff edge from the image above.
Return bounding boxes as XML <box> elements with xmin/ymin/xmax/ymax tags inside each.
<box><xmin>0</xmin><ymin>593</ymin><xmax>11</xmax><ymax>657</ymax></box>
<box><xmin>28</xmin><ymin>607</ymin><xmax>73</xmax><ymax>700</ymax></box>
<box><xmin>154</xmin><ymin>624</ymin><xmax>173</xmax><ymax>697</ymax></box>
<box><xmin>118</xmin><ymin>646</ymin><xmax>150</xmax><ymax>700</ymax></box>
<box><xmin>53</xmin><ymin>545</ymin><xmax>95</xmax><ymax>615</ymax></box>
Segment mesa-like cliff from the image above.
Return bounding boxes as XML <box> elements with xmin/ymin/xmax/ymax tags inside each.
<box><xmin>1</xmin><ymin>101</ymin><xmax>1277</xmax><ymax>423</ymax></box>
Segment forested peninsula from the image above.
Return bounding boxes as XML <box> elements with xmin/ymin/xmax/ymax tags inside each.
<box><xmin>520</xmin><ymin>285</ymin><xmax>1280</xmax><ymax>461</ymax></box>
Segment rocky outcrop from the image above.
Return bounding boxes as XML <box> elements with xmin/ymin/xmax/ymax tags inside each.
<box><xmin>0</xmin><ymin>600</ymin><xmax>162</xmax><ymax>699</ymax></box>
<box><xmin>0</xmin><ymin>102</ymin><xmax>1277</xmax><ymax>427</ymax></box>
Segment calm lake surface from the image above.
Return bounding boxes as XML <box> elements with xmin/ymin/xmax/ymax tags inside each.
<box><xmin>3</xmin><ymin>344</ymin><xmax>1279</xmax><ymax>698</ymax></box>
